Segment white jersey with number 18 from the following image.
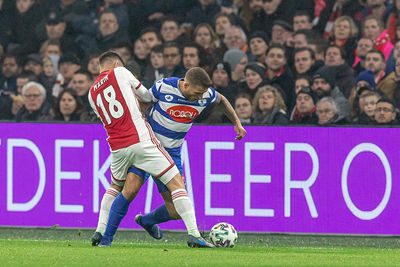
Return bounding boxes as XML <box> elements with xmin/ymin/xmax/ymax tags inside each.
<box><xmin>88</xmin><ymin>66</ymin><xmax>154</xmax><ymax>151</ymax></box>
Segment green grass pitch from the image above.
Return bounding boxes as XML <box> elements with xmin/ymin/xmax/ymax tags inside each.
<box><xmin>1</xmin><ymin>228</ymin><xmax>400</xmax><ymax>266</ymax></box>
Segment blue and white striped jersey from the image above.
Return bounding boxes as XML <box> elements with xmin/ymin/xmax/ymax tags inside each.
<box><xmin>136</xmin><ymin>77</ymin><xmax>218</xmax><ymax>148</ymax></box>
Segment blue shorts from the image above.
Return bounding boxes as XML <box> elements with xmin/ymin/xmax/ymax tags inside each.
<box><xmin>127</xmin><ymin>147</ymin><xmax>183</xmax><ymax>193</ymax></box>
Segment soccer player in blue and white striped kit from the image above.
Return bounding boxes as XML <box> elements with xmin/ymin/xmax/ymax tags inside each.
<box><xmin>93</xmin><ymin>67</ymin><xmax>246</xmax><ymax>247</ymax></box>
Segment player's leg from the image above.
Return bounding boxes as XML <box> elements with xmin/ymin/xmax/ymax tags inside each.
<box><xmin>136</xmin><ymin>148</ymin><xmax>182</xmax><ymax>232</ymax></box>
<box><xmin>135</xmin><ymin>140</ymin><xmax>214</xmax><ymax>247</ymax></box>
<box><xmin>98</xmin><ymin>146</ymin><xmax>141</xmax><ymax>247</ymax></box>
<box><xmin>99</xmin><ymin>172</ymin><xmax>143</xmax><ymax>246</ymax></box>
<box><xmin>91</xmin><ymin>182</ymin><xmax>122</xmax><ymax>246</ymax></box>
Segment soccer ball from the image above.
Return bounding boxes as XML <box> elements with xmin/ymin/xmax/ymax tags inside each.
<box><xmin>209</xmin><ymin>222</ymin><xmax>238</xmax><ymax>247</ymax></box>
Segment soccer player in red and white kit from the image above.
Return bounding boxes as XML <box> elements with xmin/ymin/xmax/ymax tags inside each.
<box><xmin>89</xmin><ymin>51</ymin><xmax>214</xmax><ymax>247</ymax></box>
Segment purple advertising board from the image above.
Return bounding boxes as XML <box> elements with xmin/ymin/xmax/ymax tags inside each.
<box><xmin>0</xmin><ymin>123</ymin><xmax>399</xmax><ymax>234</ymax></box>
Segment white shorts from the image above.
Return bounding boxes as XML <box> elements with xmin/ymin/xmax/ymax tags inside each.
<box><xmin>110</xmin><ymin>139</ymin><xmax>179</xmax><ymax>187</ymax></box>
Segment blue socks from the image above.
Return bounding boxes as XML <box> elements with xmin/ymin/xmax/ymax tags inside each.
<box><xmin>103</xmin><ymin>193</ymin><xmax>131</xmax><ymax>241</ymax></box>
<box><xmin>141</xmin><ymin>204</ymin><xmax>173</xmax><ymax>226</ymax></box>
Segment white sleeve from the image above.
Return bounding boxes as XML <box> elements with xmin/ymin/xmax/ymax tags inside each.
<box><xmin>115</xmin><ymin>67</ymin><xmax>154</xmax><ymax>102</ymax></box>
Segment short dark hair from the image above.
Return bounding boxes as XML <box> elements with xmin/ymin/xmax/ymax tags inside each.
<box><xmin>73</xmin><ymin>69</ymin><xmax>93</xmax><ymax>81</ymax></box>
<box><xmin>151</xmin><ymin>45</ymin><xmax>164</xmax><ymax>54</ymax></box>
<box><xmin>325</xmin><ymin>44</ymin><xmax>346</xmax><ymax>60</ymax></box>
<box><xmin>294</xmin><ymin>47</ymin><xmax>315</xmax><ymax>61</ymax></box>
<box><xmin>161</xmin><ymin>15</ymin><xmax>180</xmax><ymax>28</ymax></box>
<box><xmin>113</xmin><ymin>42</ymin><xmax>133</xmax><ymax>55</ymax></box>
<box><xmin>266</xmin><ymin>43</ymin><xmax>286</xmax><ymax>57</ymax></box>
<box><xmin>17</xmin><ymin>70</ymin><xmax>38</xmax><ymax>82</ymax></box>
<box><xmin>99</xmin><ymin>50</ymin><xmax>125</xmax><ymax>66</ymax></box>
<box><xmin>293</xmin><ymin>10</ymin><xmax>312</xmax><ymax>22</ymax></box>
<box><xmin>376</xmin><ymin>98</ymin><xmax>395</xmax><ymax>110</ymax></box>
<box><xmin>185</xmin><ymin>67</ymin><xmax>212</xmax><ymax>88</ymax></box>
<box><xmin>163</xmin><ymin>42</ymin><xmax>181</xmax><ymax>54</ymax></box>
<box><xmin>366</xmin><ymin>49</ymin><xmax>385</xmax><ymax>61</ymax></box>
<box><xmin>182</xmin><ymin>42</ymin><xmax>209</xmax><ymax>67</ymax></box>
<box><xmin>140</xmin><ymin>27</ymin><xmax>163</xmax><ymax>42</ymax></box>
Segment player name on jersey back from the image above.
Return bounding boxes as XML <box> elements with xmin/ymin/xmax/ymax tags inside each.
<box><xmin>89</xmin><ymin>67</ymin><xmax>152</xmax><ymax>151</ymax></box>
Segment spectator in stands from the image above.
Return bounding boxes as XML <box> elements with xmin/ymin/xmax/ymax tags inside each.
<box><xmin>292</xmin><ymin>29</ymin><xmax>314</xmax><ymax>49</ymax></box>
<box><xmin>292</xmin><ymin>10</ymin><xmax>313</xmax><ymax>32</ymax></box>
<box><xmin>252</xmin><ymin>85</ymin><xmax>289</xmax><ymax>125</ymax></box>
<box><xmin>271</xmin><ymin>20</ymin><xmax>293</xmax><ymax>46</ymax></box>
<box><xmin>314</xmin><ymin>0</ymin><xmax>362</xmax><ymax>39</ymax></box>
<box><xmin>112</xmin><ymin>42</ymin><xmax>140</xmax><ymax>77</ymax></box>
<box><xmin>248</xmin><ymin>31</ymin><xmax>269</xmax><ymax>64</ymax></box>
<box><xmin>211</xmin><ymin>62</ymin><xmax>236</xmax><ymax>104</ymax></box>
<box><xmin>348</xmin><ymin>70</ymin><xmax>377</xmax><ymax>114</ymax></box>
<box><xmin>352</xmin><ymin>37</ymin><xmax>374</xmax><ymax>75</ymax></box>
<box><xmin>241</xmin><ymin>63</ymin><xmax>266</xmax><ymax>99</ymax></box>
<box><xmin>38</xmin><ymin>55</ymin><xmax>59</xmax><ymax>102</ymax></box>
<box><xmin>23</xmin><ymin>54</ymin><xmax>42</xmax><ymax>76</ymax></box>
<box><xmin>15</xmin><ymin>81</ymin><xmax>50</xmax><ymax>122</ymax></box>
<box><xmin>294</xmin><ymin>75</ymin><xmax>311</xmax><ymax>94</ymax></box>
<box><xmin>0</xmin><ymin>54</ymin><xmax>21</xmax><ymax>93</ymax></box>
<box><xmin>290</xmin><ymin>87</ymin><xmax>318</xmax><ymax>124</ymax></box>
<box><xmin>364</xmin><ymin>49</ymin><xmax>387</xmax><ymax>89</ymax></box>
<box><xmin>350</xmin><ymin>85</ymin><xmax>376</xmax><ymax>123</ymax></box>
<box><xmin>0</xmin><ymin>0</ymin><xmax>12</xmax><ymax>56</ymax></box>
<box><xmin>182</xmin><ymin>42</ymin><xmax>209</xmax><ymax>71</ymax></box>
<box><xmin>10</xmin><ymin>0</ymin><xmax>42</xmax><ymax>56</ymax></box>
<box><xmin>87</xmin><ymin>10</ymin><xmax>130</xmax><ymax>56</ymax></box>
<box><xmin>12</xmin><ymin>70</ymin><xmax>37</xmax><ymax>116</ymax></box>
<box><xmin>385</xmin><ymin>39</ymin><xmax>400</xmax><ymax>74</ymax></box>
<box><xmin>214</xmin><ymin>13</ymin><xmax>234</xmax><ymax>39</ymax></box>
<box><xmin>224</xmin><ymin>25</ymin><xmax>248</xmax><ymax>52</ymax></box>
<box><xmin>86</xmin><ymin>54</ymin><xmax>100</xmax><ymax>81</ymax></box>
<box><xmin>188</xmin><ymin>0</ymin><xmax>221</xmax><ymax>28</ymax></box>
<box><xmin>160</xmin><ymin>16</ymin><xmax>189</xmax><ymax>44</ymax></box>
<box><xmin>374</xmin><ymin>99</ymin><xmax>398</xmax><ymax>125</ymax></box>
<box><xmin>265</xmin><ymin>44</ymin><xmax>294</xmax><ymax>108</ymax></box>
<box><xmin>393</xmin><ymin>58</ymin><xmax>400</xmax><ymax>109</ymax></box>
<box><xmin>223</xmin><ymin>48</ymin><xmax>247</xmax><ymax>83</ymax></box>
<box><xmin>163</xmin><ymin>42</ymin><xmax>185</xmax><ymax>77</ymax></box>
<box><xmin>312</xmin><ymin>66</ymin><xmax>351</xmax><ymax>120</ymax></box>
<box><xmin>356</xmin><ymin>91</ymin><xmax>381</xmax><ymax>124</ymax></box>
<box><xmin>193</xmin><ymin>23</ymin><xmax>221</xmax><ymax>60</ymax></box>
<box><xmin>316</xmin><ymin>97</ymin><xmax>345</xmax><ymax>125</ymax></box>
<box><xmin>324</xmin><ymin>45</ymin><xmax>355</xmax><ymax>98</ymax></box>
<box><xmin>294</xmin><ymin>47</ymin><xmax>318</xmax><ymax>78</ymax></box>
<box><xmin>386</xmin><ymin>1</ymin><xmax>400</xmax><ymax>44</ymax></box>
<box><xmin>308</xmin><ymin>34</ymin><xmax>329</xmax><ymax>62</ymax></box>
<box><xmin>39</xmin><ymin>39</ymin><xmax>62</xmax><ymax>59</ymax></box>
<box><xmin>42</xmin><ymin>11</ymin><xmax>84</xmax><ymax>59</ymax></box>
<box><xmin>251</xmin><ymin>0</ymin><xmax>296</xmax><ymax>36</ymax></box>
<box><xmin>70</xmin><ymin>69</ymin><xmax>92</xmax><ymax>112</ymax></box>
<box><xmin>330</xmin><ymin>16</ymin><xmax>358</xmax><ymax>65</ymax></box>
<box><xmin>58</xmin><ymin>53</ymin><xmax>81</xmax><ymax>89</ymax></box>
<box><xmin>363</xmin><ymin>15</ymin><xmax>393</xmax><ymax>60</ymax></box>
<box><xmin>51</xmin><ymin>89</ymin><xmax>89</xmax><ymax>122</ymax></box>
<box><xmin>361</xmin><ymin>0</ymin><xmax>392</xmax><ymax>22</ymax></box>
<box><xmin>133</xmin><ymin>38</ymin><xmax>149</xmax><ymax>71</ymax></box>
<box><xmin>142</xmin><ymin>45</ymin><xmax>165</xmax><ymax>88</ymax></box>
<box><xmin>140</xmin><ymin>27</ymin><xmax>163</xmax><ymax>55</ymax></box>
<box><xmin>234</xmin><ymin>93</ymin><xmax>253</xmax><ymax>124</ymax></box>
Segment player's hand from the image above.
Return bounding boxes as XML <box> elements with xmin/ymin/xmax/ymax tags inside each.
<box><xmin>235</xmin><ymin>125</ymin><xmax>246</xmax><ymax>140</ymax></box>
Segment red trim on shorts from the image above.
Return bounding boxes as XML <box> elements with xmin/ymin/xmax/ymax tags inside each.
<box><xmin>155</xmin><ymin>162</ymin><xmax>176</xmax><ymax>178</ymax></box>
<box><xmin>111</xmin><ymin>173</ymin><xmax>124</xmax><ymax>182</ymax></box>
<box><xmin>135</xmin><ymin>82</ymin><xmax>142</xmax><ymax>89</ymax></box>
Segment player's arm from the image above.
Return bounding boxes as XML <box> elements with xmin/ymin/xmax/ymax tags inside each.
<box><xmin>120</xmin><ymin>67</ymin><xmax>155</xmax><ymax>102</ymax></box>
<box><xmin>216</xmin><ymin>92</ymin><xmax>246</xmax><ymax>140</ymax></box>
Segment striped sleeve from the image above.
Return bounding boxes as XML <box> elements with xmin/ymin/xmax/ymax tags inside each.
<box><xmin>209</xmin><ymin>87</ymin><xmax>218</xmax><ymax>104</ymax></box>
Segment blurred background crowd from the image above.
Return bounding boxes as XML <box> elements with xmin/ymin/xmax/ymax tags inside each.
<box><xmin>0</xmin><ymin>0</ymin><xmax>399</xmax><ymax>126</ymax></box>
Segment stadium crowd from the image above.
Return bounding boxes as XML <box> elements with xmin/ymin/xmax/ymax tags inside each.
<box><xmin>0</xmin><ymin>0</ymin><xmax>399</xmax><ymax>126</ymax></box>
